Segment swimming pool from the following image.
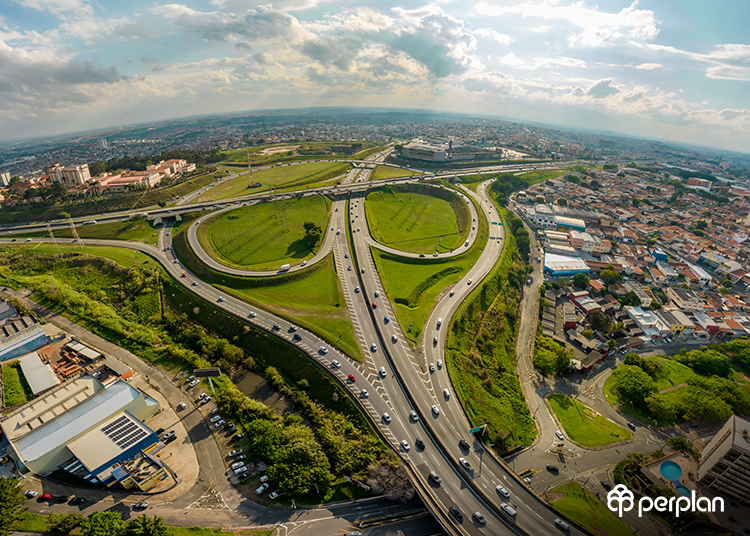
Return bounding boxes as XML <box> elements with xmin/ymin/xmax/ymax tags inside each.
<box><xmin>660</xmin><ymin>460</ymin><xmax>683</xmax><ymax>481</ymax></box>
<box><xmin>676</xmin><ymin>485</ymin><xmax>691</xmax><ymax>497</ymax></box>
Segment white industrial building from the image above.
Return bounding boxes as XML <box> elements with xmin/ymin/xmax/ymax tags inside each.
<box><xmin>18</xmin><ymin>351</ymin><xmax>60</xmax><ymax>396</ymax></box>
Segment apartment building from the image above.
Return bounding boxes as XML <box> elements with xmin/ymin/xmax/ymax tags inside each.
<box><xmin>656</xmin><ymin>308</ymin><xmax>696</xmax><ymax>336</ymax></box>
<box><xmin>699</xmin><ymin>415</ymin><xmax>750</xmax><ymax>503</ymax></box>
<box><xmin>665</xmin><ymin>287</ymin><xmax>704</xmax><ymax>311</ymax></box>
<box><xmin>623</xmin><ymin>306</ymin><xmax>670</xmax><ymax>338</ymax></box>
<box><xmin>532</xmin><ymin>204</ymin><xmax>556</xmax><ymax>229</ymax></box>
<box><xmin>48</xmin><ymin>163</ymin><xmax>91</xmax><ymax>188</ymax></box>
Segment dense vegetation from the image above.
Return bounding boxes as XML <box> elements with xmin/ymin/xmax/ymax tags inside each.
<box><xmin>445</xmin><ymin>206</ymin><xmax>535</xmax><ymax>453</ymax></box>
<box><xmin>88</xmin><ymin>148</ymin><xmax>223</xmax><ymax>175</ymax></box>
<box><xmin>2</xmin><ymin>362</ymin><xmax>34</xmax><ymax>407</ymax></box>
<box><xmin>0</xmin><ymin>248</ymin><xmax>383</xmax><ymax>499</ymax></box>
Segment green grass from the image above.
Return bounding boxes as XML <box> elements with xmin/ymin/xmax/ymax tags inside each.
<box><xmin>173</xmin><ymin>228</ymin><xmax>362</xmax><ymax>362</ymax></box>
<box><xmin>365</xmin><ymin>185</ymin><xmax>470</xmax><ymax>254</ymax></box>
<box><xmin>293</xmin><ymin>478</ymin><xmax>372</xmax><ymax>506</ymax></box>
<box><xmin>370</xmin><ymin>165</ymin><xmax>422</xmax><ymax>181</ymax></box>
<box><xmin>198</xmin><ymin>195</ymin><xmax>331</xmax><ymax>271</ymax></box>
<box><xmin>459</xmin><ymin>173</ymin><xmax>494</xmax><ymax>192</ymax></box>
<box><xmin>4</xmin><ymin>219</ymin><xmax>160</xmax><ymax>245</ymax></box>
<box><xmin>548</xmin><ymin>394</ymin><xmax>631</xmax><ymax>447</ymax></box>
<box><xmin>219</xmin><ymin>141</ymin><xmax>382</xmax><ymax>165</ymax></box>
<box><xmin>0</xmin><ymin>243</ymin><xmax>155</xmax><ymax>269</ymax></box>
<box><xmin>551</xmin><ymin>482</ymin><xmax>636</xmax><ymax>536</ymax></box>
<box><xmin>11</xmin><ymin>513</ymin><xmax>49</xmax><ymax>533</ymax></box>
<box><xmin>650</xmin><ymin>357</ymin><xmax>699</xmax><ymax>391</ymax></box>
<box><xmin>198</xmin><ymin>162</ymin><xmax>352</xmax><ymax>201</ymax></box>
<box><xmin>2</xmin><ymin>362</ymin><xmax>35</xmax><ymax>406</ymax></box>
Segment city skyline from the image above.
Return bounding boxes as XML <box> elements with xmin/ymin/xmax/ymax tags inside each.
<box><xmin>1</xmin><ymin>0</ymin><xmax>749</xmax><ymax>152</ymax></box>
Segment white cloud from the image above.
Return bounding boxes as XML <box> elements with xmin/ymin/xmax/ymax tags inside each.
<box><xmin>12</xmin><ymin>0</ymin><xmax>92</xmax><ymax>17</ymax></box>
<box><xmin>641</xmin><ymin>42</ymin><xmax>750</xmax><ymax>81</ymax></box>
<box><xmin>475</xmin><ymin>1</ymin><xmax>659</xmax><ymax>46</ymax></box>
<box><xmin>474</xmin><ymin>28</ymin><xmax>513</xmax><ymax>45</ymax></box>
<box><xmin>498</xmin><ymin>53</ymin><xmax>585</xmax><ymax>70</ymax></box>
<box><xmin>633</xmin><ymin>63</ymin><xmax>661</xmax><ymax>70</ymax></box>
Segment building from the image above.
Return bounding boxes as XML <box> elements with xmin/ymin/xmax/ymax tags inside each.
<box><xmin>64</xmin><ymin>340</ymin><xmax>102</xmax><ymax>361</ymax></box>
<box><xmin>0</xmin><ymin>316</ymin><xmax>47</xmax><ymax>362</ymax></box>
<box><xmin>18</xmin><ymin>351</ymin><xmax>60</xmax><ymax>396</ymax></box>
<box><xmin>48</xmin><ymin>163</ymin><xmax>91</xmax><ymax>188</ymax></box>
<box><xmin>0</xmin><ymin>171</ymin><xmax>10</xmax><ymax>186</ymax></box>
<box><xmin>97</xmin><ymin>139</ymin><xmax>108</xmax><ymax>150</ymax></box>
<box><xmin>401</xmin><ymin>141</ymin><xmax>447</xmax><ymax>161</ymax></box>
<box><xmin>698</xmin><ymin>415</ymin><xmax>750</xmax><ymax>503</ymax></box>
<box><xmin>544</xmin><ymin>253</ymin><xmax>591</xmax><ymax>277</ymax></box>
<box><xmin>656</xmin><ymin>308</ymin><xmax>696</xmax><ymax>336</ymax></box>
<box><xmin>562</xmin><ymin>302</ymin><xmax>577</xmax><ymax>329</ymax></box>
<box><xmin>624</xmin><ymin>306</ymin><xmax>670</xmax><ymax>338</ymax></box>
<box><xmin>555</xmin><ymin>216</ymin><xmax>586</xmax><ymax>232</ymax></box>
<box><xmin>532</xmin><ymin>204</ymin><xmax>556</xmax><ymax>228</ymax></box>
<box><xmin>687</xmin><ymin>177</ymin><xmax>712</xmax><ymax>188</ymax></box>
<box><xmin>0</xmin><ymin>376</ymin><xmax>162</xmax><ymax>487</ymax></box>
<box><xmin>665</xmin><ymin>287</ymin><xmax>704</xmax><ymax>311</ymax></box>
<box><xmin>569</xmin><ymin>291</ymin><xmax>602</xmax><ymax>316</ymax></box>
<box><xmin>0</xmin><ymin>299</ymin><xmax>17</xmax><ymax>322</ymax></box>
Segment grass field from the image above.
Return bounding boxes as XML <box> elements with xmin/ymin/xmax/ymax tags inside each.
<box><xmin>548</xmin><ymin>394</ymin><xmax>631</xmax><ymax>447</ymax></box>
<box><xmin>198</xmin><ymin>195</ymin><xmax>331</xmax><ymax>271</ymax></box>
<box><xmin>4</xmin><ymin>219</ymin><xmax>160</xmax><ymax>245</ymax></box>
<box><xmin>2</xmin><ymin>361</ymin><xmax>35</xmax><ymax>406</ymax></box>
<box><xmin>220</xmin><ymin>141</ymin><xmax>382</xmax><ymax>165</ymax></box>
<box><xmin>198</xmin><ymin>162</ymin><xmax>351</xmax><ymax>201</ymax></box>
<box><xmin>650</xmin><ymin>357</ymin><xmax>699</xmax><ymax>391</ymax></box>
<box><xmin>552</xmin><ymin>483</ymin><xmax>636</xmax><ymax>536</ymax></box>
<box><xmin>0</xmin><ymin>243</ymin><xmax>155</xmax><ymax>270</ymax></box>
<box><xmin>370</xmin><ymin>165</ymin><xmax>422</xmax><ymax>181</ymax></box>
<box><xmin>11</xmin><ymin>513</ymin><xmax>49</xmax><ymax>533</ymax></box>
<box><xmin>365</xmin><ymin>186</ymin><xmax>469</xmax><ymax>254</ymax></box>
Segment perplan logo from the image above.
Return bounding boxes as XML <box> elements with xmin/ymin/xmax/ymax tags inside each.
<box><xmin>606</xmin><ymin>484</ymin><xmax>724</xmax><ymax>518</ymax></box>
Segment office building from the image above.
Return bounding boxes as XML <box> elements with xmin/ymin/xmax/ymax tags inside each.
<box><xmin>699</xmin><ymin>415</ymin><xmax>750</xmax><ymax>503</ymax></box>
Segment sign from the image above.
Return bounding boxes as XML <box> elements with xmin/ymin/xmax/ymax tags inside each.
<box><xmin>194</xmin><ymin>367</ymin><xmax>222</xmax><ymax>378</ymax></box>
<box><xmin>469</xmin><ymin>426</ymin><xmax>483</xmax><ymax>434</ymax></box>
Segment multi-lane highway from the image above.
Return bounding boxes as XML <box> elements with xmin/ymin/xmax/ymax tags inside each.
<box><xmin>1</xmin><ymin>156</ymin><xmax>586</xmax><ymax>535</ymax></box>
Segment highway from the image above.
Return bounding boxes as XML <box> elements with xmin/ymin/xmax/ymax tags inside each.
<box><xmin>1</xmin><ymin>156</ymin><xmax>585</xmax><ymax>535</ymax></box>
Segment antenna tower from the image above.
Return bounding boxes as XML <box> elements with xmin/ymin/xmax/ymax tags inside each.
<box><xmin>67</xmin><ymin>215</ymin><xmax>83</xmax><ymax>247</ymax></box>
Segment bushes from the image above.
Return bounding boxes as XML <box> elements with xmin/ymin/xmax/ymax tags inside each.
<box><xmin>533</xmin><ymin>336</ymin><xmax>572</xmax><ymax>375</ymax></box>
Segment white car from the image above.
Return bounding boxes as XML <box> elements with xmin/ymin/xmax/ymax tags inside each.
<box><xmin>370</xmin><ymin>343</ymin><xmax>377</xmax><ymax>352</ymax></box>
<box><xmin>429</xmin><ymin>363</ymin><xmax>435</xmax><ymax>373</ymax></box>
<box><xmin>330</xmin><ymin>359</ymin><xmax>341</xmax><ymax>369</ymax></box>
<box><xmin>255</xmin><ymin>483</ymin><xmax>270</xmax><ymax>495</ymax></box>
<box><xmin>432</xmin><ymin>405</ymin><xmax>440</xmax><ymax>415</ymax></box>
<box><xmin>231</xmin><ymin>461</ymin><xmax>245</xmax><ymax>470</ymax></box>
<box><xmin>228</xmin><ymin>449</ymin><xmax>242</xmax><ymax>457</ymax></box>
<box><xmin>320</xmin><ymin>346</ymin><xmax>329</xmax><ymax>354</ymax></box>
<box><xmin>355</xmin><ymin>286</ymin><xmax>360</xmax><ymax>293</ymax></box>
<box><xmin>392</xmin><ymin>335</ymin><xmax>398</xmax><ymax>343</ymax></box>
<box><xmin>189</xmin><ymin>379</ymin><xmax>199</xmax><ymax>387</ymax></box>
<box><xmin>374</xmin><ymin>291</ymin><xmax>379</xmax><ymax>297</ymax></box>
<box><xmin>410</xmin><ymin>410</ymin><xmax>419</xmax><ymax>422</ymax></box>
<box><xmin>437</xmin><ymin>359</ymin><xmax>443</xmax><ymax>369</ymax></box>
<box><xmin>379</xmin><ymin>366</ymin><xmax>386</xmax><ymax>377</ymax></box>
<box><xmin>344</xmin><ymin>253</ymin><xmax>349</xmax><ymax>258</ymax></box>
<box><xmin>459</xmin><ymin>457</ymin><xmax>471</xmax><ymax>470</ymax></box>
<box><xmin>248</xmin><ymin>311</ymin><xmax>256</xmax><ymax>318</ymax></box>
<box><xmin>198</xmin><ymin>393</ymin><xmax>207</xmax><ymax>399</ymax></box>
<box><xmin>234</xmin><ymin>466</ymin><xmax>248</xmax><ymax>475</ymax></box>
<box><xmin>211</xmin><ymin>415</ymin><xmax>222</xmax><ymax>422</ymax></box>
<box><xmin>555</xmin><ymin>431</ymin><xmax>565</xmax><ymax>441</ymax></box>
<box><xmin>360</xmin><ymin>389</ymin><xmax>369</xmax><ymax>398</ymax></box>
<box><xmin>496</xmin><ymin>485</ymin><xmax>510</xmax><ymax>498</ymax></box>
<box><xmin>443</xmin><ymin>388</ymin><xmax>450</xmax><ymax>399</ymax></box>
<box><xmin>178</xmin><ymin>402</ymin><xmax>187</xmax><ymax>409</ymax></box>
<box><xmin>382</xmin><ymin>413</ymin><xmax>391</xmax><ymax>423</ymax></box>
<box><xmin>401</xmin><ymin>440</ymin><xmax>410</xmax><ymax>452</ymax></box>
<box><xmin>269</xmin><ymin>490</ymin><xmax>284</xmax><ymax>500</ymax></box>
<box><xmin>218</xmin><ymin>296</ymin><xmax>225</xmax><ymax>302</ymax></box>
<box><xmin>361</xmin><ymin>268</ymin><xmax>365</xmax><ymax>273</ymax></box>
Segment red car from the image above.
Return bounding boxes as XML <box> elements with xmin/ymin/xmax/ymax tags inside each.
<box><xmin>348</xmin><ymin>374</ymin><xmax>356</xmax><ymax>382</ymax></box>
<box><xmin>181</xmin><ymin>273</ymin><xmax>186</xmax><ymax>278</ymax></box>
<box><xmin>39</xmin><ymin>494</ymin><xmax>53</xmax><ymax>500</ymax></box>
<box><xmin>372</xmin><ymin>302</ymin><xmax>377</xmax><ymax>309</ymax></box>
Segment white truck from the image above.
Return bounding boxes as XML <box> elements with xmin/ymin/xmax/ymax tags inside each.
<box><xmin>279</xmin><ymin>264</ymin><xmax>291</xmax><ymax>272</ymax></box>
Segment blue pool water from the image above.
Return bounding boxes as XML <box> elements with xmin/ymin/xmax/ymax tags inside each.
<box><xmin>676</xmin><ymin>486</ymin><xmax>691</xmax><ymax>497</ymax></box>
<box><xmin>660</xmin><ymin>460</ymin><xmax>683</xmax><ymax>480</ymax></box>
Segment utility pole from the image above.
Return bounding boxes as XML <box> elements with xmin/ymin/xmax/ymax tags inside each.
<box><xmin>47</xmin><ymin>223</ymin><xmax>61</xmax><ymax>257</ymax></box>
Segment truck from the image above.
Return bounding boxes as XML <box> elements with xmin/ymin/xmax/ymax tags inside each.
<box><xmin>279</xmin><ymin>264</ymin><xmax>291</xmax><ymax>272</ymax></box>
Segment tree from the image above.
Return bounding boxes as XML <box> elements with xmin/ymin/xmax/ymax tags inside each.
<box><xmin>649</xmin><ymin>299</ymin><xmax>662</xmax><ymax>310</ymax></box>
<box><xmin>533</xmin><ymin>336</ymin><xmax>572</xmax><ymax>375</ymax></box>
<box><xmin>590</xmin><ymin>312</ymin><xmax>612</xmax><ymax>332</ymax></box>
<box><xmin>632</xmin><ymin>199</ymin><xmax>640</xmax><ymax>207</ymax></box>
<box><xmin>624</xmin><ymin>353</ymin><xmax>658</xmax><ymax>376</ymax></box>
<box><xmin>681</xmin><ymin>385</ymin><xmax>733</xmax><ymax>422</ymax></box>
<box><xmin>48</xmin><ymin>513</ymin><xmax>84</xmax><ymax>534</ymax></box>
<box><xmin>610</xmin><ymin>321</ymin><xmax>625</xmax><ymax>334</ymax></box>
<box><xmin>675</xmin><ymin>349</ymin><xmax>732</xmax><ymax>377</ymax></box>
<box><xmin>696</xmin><ymin>220</ymin><xmax>708</xmax><ymax>230</ymax></box>
<box><xmin>556</xmin><ymin>198</ymin><xmax>568</xmax><ymax>207</ymax></box>
<box><xmin>367</xmin><ymin>459</ymin><xmax>415</xmax><ymax>503</ymax></box>
<box><xmin>79</xmin><ymin>512</ymin><xmax>124</xmax><ymax>536</ymax></box>
<box><xmin>601</xmin><ymin>268</ymin><xmax>621</xmax><ymax>286</ymax></box>
<box><xmin>573</xmin><ymin>273</ymin><xmax>590</xmax><ymax>290</ymax></box>
<box><xmin>589</xmin><ymin>180</ymin><xmax>601</xmax><ymax>190</ymax></box>
<box><xmin>582</xmin><ymin>329</ymin><xmax>594</xmax><ymax>338</ymax></box>
<box><xmin>303</xmin><ymin>221</ymin><xmax>322</xmax><ymax>249</ymax></box>
<box><xmin>645</xmin><ymin>394</ymin><xmax>681</xmax><ymax>422</ymax></box>
<box><xmin>0</xmin><ymin>477</ymin><xmax>27</xmax><ymax>536</ymax></box>
<box><xmin>666</xmin><ymin>437</ymin><xmax>699</xmax><ymax>460</ymax></box>
<box><xmin>607</xmin><ymin>339</ymin><xmax>618</xmax><ymax>350</ymax></box>
<box><xmin>611</xmin><ymin>365</ymin><xmax>658</xmax><ymax>405</ymax></box>
<box><xmin>721</xmin><ymin>279</ymin><xmax>733</xmax><ymax>289</ymax></box>
<box><xmin>123</xmin><ymin>516</ymin><xmax>168</xmax><ymax>536</ymax></box>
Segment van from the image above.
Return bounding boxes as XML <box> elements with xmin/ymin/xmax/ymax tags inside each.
<box><xmin>554</xmin><ymin>518</ymin><xmax>570</xmax><ymax>531</ymax></box>
<box><xmin>279</xmin><ymin>264</ymin><xmax>291</xmax><ymax>272</ymax></box>
<box><xmin>500</xmin><ymin>503</ymin><xmax>517</xmax><ymax>520</ymax></box>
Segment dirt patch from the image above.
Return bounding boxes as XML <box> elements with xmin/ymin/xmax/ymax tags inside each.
<box><xmin>259</xmin><ymin>146</ymin><xmax>300</xmax><ymax>155</ymax></box>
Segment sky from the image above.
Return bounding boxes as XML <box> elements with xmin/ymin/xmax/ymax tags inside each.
<box><xmin>1</xmin><ymin>0</ymin><xmax>749</xmax><ymax>152</ymax></box>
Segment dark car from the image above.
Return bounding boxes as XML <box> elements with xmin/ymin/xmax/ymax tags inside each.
<box><xmin>546</xmin><ymin>464</ymin><xmax>559</xmax><ymax>472</ymax></box>
<box><xmin>223</xmin><ymin>421</ymin><xmax>235</xmax><ymax>429</ymax></box>
<box><xmin>229</xmin><ymin>433</ymin><xmax>245</xmax><ymax>443</ymax></box>
<box><xmin>293</xmin><ymin>333</ymin><xmax>302</xmax><ymax>341</ymax></box>
<box><xmin>415</xmin><ymin>438</ymin><xmax>425</xmax><ymax>450</ymax></box>
<box><xmin>70</xmin><ymin>498</ymin><xmax>86</xmax><ymax>505</ymax></box>
<box><xmin>226</xmin><ymin>427</ymin><xmax>237</xmax><ymax>435</ymax></box>
<box><xmin>272</xmin><ymin>324</ymin><xmax>280</xmax><ymax>331</ymax></box>
<box><xmin>601</xmin><ymin>481</ymin><xmax>612</xmax><ymax>491</ymax></box>
<box><xmin>53</xmin><ymin>495</ymin><xmax>69</xmax><ymax>502</ymax></box>
<box><xmin>459</xmin><ymin>439</ymin><xmax>470</xmax><ymax>450</ymax></box>
<box><xmin>449</xmin><ymin>506</ymin><xmax>464</xmax><ymax>522</ymax></box>
<box><xmin>627</xmin><ymin>422</ymin><xmax>636</xmax><ymax>431</ymax></box>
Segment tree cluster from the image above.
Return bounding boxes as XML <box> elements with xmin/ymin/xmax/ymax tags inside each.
<box><xmin>303</xmin><ymin>221</ymin><xmax>322</xmax><ymax>249</ymax></box>
<box><xmin>367</xmin><ymin>457</ymin><xmax>415</xmax><ymax>503</ymax></box>
<box><xmin>533</xmin><ymin>336</ymin><xmax>572</xmax><ymax>375</ymax></box>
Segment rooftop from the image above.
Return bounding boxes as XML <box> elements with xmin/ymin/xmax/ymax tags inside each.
<box><xmin>18</xmin><ymin>351</ymin><xmax>60</xmax><ymax>395</ymax></box>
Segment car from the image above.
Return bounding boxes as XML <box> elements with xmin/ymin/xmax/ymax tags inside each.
<box><xmin>231</xmin><ymin>461</ymin><xmax>245</xmax><ymax>470</ymax></box>
<box><xmin>24</xmin><ymin>491</ymin><xmax>38</xmax><ymax>498</ymax></box>
<box><xmin>601</xmin><ymin>480</ymin><xmax>612</xmax><ymax>491</ymax></box>
<box><xmin>213</xmin><ymin>419</ymin><xmax>225</xmax><ymax>428</ymax></box>
<box><xmin>371</xmin><ymin>302</ymin><xmax>377</xmax><ymax>309</ymax></box>
<box><xmin>430</xmin><ymin>471</ymin><xmax>442</xmax><ymax>484</ymax></box>
<box><xmin>419</xmin><ymin>253</ymin><xmax>425</xmax><ymax>258</ymax></box>
<box><xmin>288</xmin><ymin>325</ymin><xmax>297</xmax><ymax>332</ymax></box>
<box><xmin>269</xmin><ymin>490</ymin><xmax>285</xmax><ymax>500</ymax></box>
<box><xmin>433</xmin><ymin>253</ymin><xmax>438</xmax><ymax>257</ymax></box>
<box><xmin>259</xmin><ymin>474</ymin><xmax>269</xmax><ymax>483</ymax></box>
<box><xmin>360</xmin><ymin>389</ymin><xmax>369</xmax><ymax>398</ymax></box>
<box><xmin>223</xmin><ymin>421</ymin><xmax>235</xmax><ymax>429</ymax></box>
<box><xmin>437</xmin><ymin>317</ymin><xmax>442</xmax><ymax>327</ymax></box>
<box><xmin>199</xmin><ymin>392</ymin><xmax>207</xmax><ymax>399</ymax></box>
<box><xmin>432</xmin><ymin>404</ymin><xmax>440</xmax><ymax>415</ymax></box>
<box><xmin>181</xmin><ymin>272</ymin><xmax>186</xmax><ymax>278</ymax></box>
<box><xmin>361</xmin><ymin>268</ymin><xmax>365</xmax><ymax>273</ymax></box>
<box><xmin>379</xmin><ymin>366</ymin><xmax>386</xmax><ymax>377</ymax></box>
<box><xmin>272</xmin><ymin>324</ymin><xmax>281</xmax><ymax>331</ymax></box>
<box><xmin>70</xmin><ymin>497</ymin><xmax>86</xmax><ymax>504</ymax></box>
<box><xmin>459</xmin><ymin>439</ymin><xmax>470</xmax><ymax>450</ymax></box>
<box><xmin>211</xmin><ymin>407</ymin><xmax>220</xmax><ymax>414</ymax></box>
<box><xmin>301</xmin><ymin>260</ymin><xmax>307</xmax><ymax>266</ymax></box>
<box><xmin>293</xmin><ymin>333</ymin><xmax>301</xmax><ymax>341</ymax></box>
<box><xmin>370</xmin><ymin>343</ymin><xmax>377</xmax><ymax>352</ymax></box>
<box><xmin>383</xmin><ymin>315</ymin><xmax>389</xmax><ymax>324</ymax></box>
<box><xmin>468</xmin><ymin>279</ymin><xmax>472</xmax><ymax>285</ymax></box>
<box><xmin>189</xmin><ymin>379</ymin><xmax>199</xmax><ymax>387</ymax></box>
<box><xmin>473</xmin><ymin>511</ymin><xmax>486</xmax><ymax>524</ymax></box>
<box><xmin>410</xmin><ymin>410</ymin><xmax>419</xmax><ymax>421</ymax></box>
<box><xmin>401</xmin><ymin>440</ymin><xmax>410</xmax><ymax>452</ymax></box>
<box><xmin>523</xmin><ymin>477</ymin><xmax>532</xmax><ymax>484</ymax></box>
<box><xmin>348</xmin><ymin>374</ymin><xmax>356</xmax><ymax>382</ymax></box>
<box><xmin>202</xmin><ymin>396</ymin><xmax>211</xmax><ymax>404</ymax></box>
<box><xmin>218</xmin><ymin>296</ymin><xmax>225</xmax><ymax>302</ymax></box>
<box><xmin>233</xmin><ymin>454</ymin><xmax>247</xmax><ymax>461</ymax></box>
<box><xmin>449</xmin><ymin>290</ymin><xmax>454</xmax><ymax>297</ymax></box>
<box><xmin>497</xmin><ymin>485</ymin><xmax>510</xmax><ymax>498</ymax></box>
<box><xmin>437</xmin><ymin>359</ymin><xmax>443</xmax><ymax>369</ymax></box>
<box><xmin>555</xmin><ymin>430</ymin><xmax>565</xmax><ymax>441</ymax></box>
<box><xmin>627</xmin><ymin>422</ymin><xmax>636</xmax><ymax>431</ymax></box>
<box><xmin>248</xmin><ymin>311</ymin><xmax>257</xmax><ymax>318</ymax></box>
<box><xmin>210</xmin><ymin>416</ymin><xmax>221</xmax><ymax>424</ymax></box>
<box><xmin>178</xmin><ymin>402</ymin><xmax>187</xmax><ymax>410</ymax></box>
<box><xmin>331</xmin><ymin>359</ymin><xmax>341</xmax><ymax>369</ymax></box>
<box><xmin>357</xmin><ymin>228</ymin><xmax>361</xmax><ymax>232</ymax></box>
<box><xmin>320</xmin><ymin>346</ymin><xmax>328</xmax><ymax>354</ymax></box>
<box><xmin>133</xmin><ymin>502</ymin><xmax>149</xmax><ymax>509</ymax></box>
<box><xmin>255</xmin><ymin>483</ymin><xmax>270</xmax><ymax>495</ymax></box>
<box><xmin>501</xmin><ymin>503</ymin><xmax>517</xmax><ymax>519</ymax></box>
<box><xmin>234</xmin><ymin>466</ymin><xmax>248</xmax><ymax>475</ymax></box>
<box><xmin>429</xmin><ymin>363</ymin><xmax>435</xmax><ymax>372</ymax></box>
<box><xmin>415</xmin><ymin>438</ymin><xmax>425</xmax><ymax>450</ymax></box>
<box><xmin>433</xmin><ymin>336</ymin><xmax>438</xmax><ymax>346</ymax></box>
<box><xmin>547</xmin><ymin>464</ymin><xmax>559</xmax><ymax>472</ymax></box>
<box><xmin>449</xmin><ymin>506</ymin><xmax>463</xmax><ymax>522</ymax></box>
<box><xmin>348</xmin><ymin>265</ymin><xmax>352</xmax><ymax>271</ymax></box>
<box><xmin>459</xmin><ymin>457</ymin><xmax>471</xmax><ymax>470</ymax></box>
<box><xmin>554</xmin><ymin>518</ymin><xmax>570</xmax><ymax>531</ymax></box>
<box><xmin>392</xmin><ymin>334</ymin><xmax>398</xmax><ymax>343</ymax></box>
<box><xmin>344</xmin><ymin>253</ymin><xmax>349</xmax><ymax>258</ymax></box>
<box><xmin>191</xmin><ymin>280</ymin><xmax>197</xmax><ymax>286</ymax></box>
<box><xmin>382</xmin><ymin>413</ymin><xmax>391</xmax><ymax>423</ymax></box>
<box><xmin>443</xmin><ymin>388</ymin><xmax>450</xmax><ymax>399</ymax></box>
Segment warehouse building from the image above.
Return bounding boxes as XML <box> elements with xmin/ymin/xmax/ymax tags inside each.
<box><xmin>544</xmin><ymin>253</ymin><xmax>591</xmax><ymax>277</ymax></box>
<box><xmin>0</xmin><ymin>316</ymin><xmax>48</xmax><ymax>362</ymax></box>
<box><xmin>18</xmin><ymin>351</ymin><xmax>60</xmax><ymax>396</ymax></box>
<box><xmin>0</xmin><ymin>375</ymin><xmax>162</xmax><ymax>489</ymax></box>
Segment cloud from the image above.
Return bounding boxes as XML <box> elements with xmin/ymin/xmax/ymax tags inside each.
<box><xmin>499</xmin><ymin>52</ymin><xmax>585</xmax><ymax>70</ymax></box>
<box><xmin>12</xmin><ymin>0</ymin><xmax>92</xmax><ymax>17</ymax></box>
<box><xmin>474</xmin><ymin>28</ymin><xmax>513</xmax><ymax>45</ymax></box>
<box><xmin>475</xmin><ymin>1</ymin><xmax>659</xmax><ymax>46</ymax></box>
<box><xmin>641</xmin><ymin>42</ymin><xmax>750</xmax><ymax>81</ymax></box>
<box><xmin>634</xmin><ymin>63</ymin><xmax>661</xmax><ymax>70</ymax></box>
<box><xmin>585</xmin><ymin>78</ymin><xmax>619</xmax><ymax>98</ymax></box>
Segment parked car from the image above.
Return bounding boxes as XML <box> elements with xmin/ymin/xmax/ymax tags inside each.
<box><xmin>229</xmin><ymin>433</ymin><xmax>244</xmax><ymax>443</ymax></box>
<box><xmin>178</xmin><ymin>402</ymin><xmax>187</xmax><ymax>409</ymax></box>
<box><xmin>231</xmin><ymin>461</ymin><xmax>245</xmax><ymax>470</ymax></box>
<box><xmin>234</xmin><ymin>466</ymin><xmax>248</xmax><ymax>475</ymax></box>
<box><xmin>70</xmin><ymin>497</ymin><xmax>86</xmax><ymax>504</ymax></box>
<box><xmin>255</xmin><ymin>483</ymin><xmax>270</xmax><ymax>495</ymax></box>
<box><xmin>210</xmin><ymin>415</ymin><xmax>222</xmax><ymax>422</ymax></box>
<box><xmin>133</xmin><ymin>502</ymin><xmax>149</xmax><ymax>510</ymax></box>
<box><xmin>24</xmin><ymin>491</ymin><xmax>38</xmax><ymax>498</ymax></box>
<box><xmin>189</xmin><ymin>379</ymin><xmax>199</xmax><ymax>387</ymax></box>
